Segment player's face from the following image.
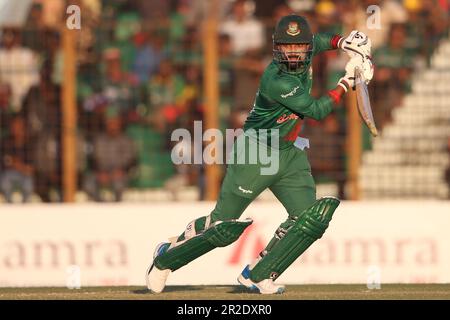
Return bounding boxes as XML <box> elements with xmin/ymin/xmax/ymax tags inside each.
<box><xmin>279</xmin><ymin>44</ymin><xmax>310</xmax><ymax>63</ymax></box>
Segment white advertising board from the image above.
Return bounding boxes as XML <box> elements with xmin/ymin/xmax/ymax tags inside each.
<box><xmin>0</xmin><ymin>201</ymin><xmax>449</xmax><ymax>287</ymax></box>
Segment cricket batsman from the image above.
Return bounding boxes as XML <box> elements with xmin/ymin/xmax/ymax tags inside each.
<box><xmin>146</xmin><ymin>14</ymin><xmax>374</xmax><ymax>294</ymax></box>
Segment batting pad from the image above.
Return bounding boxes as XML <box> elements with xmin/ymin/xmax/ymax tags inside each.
<box><xmin>154</xmin><ymin>219</ymin><xmax>253</xmax><ymax>271</ymax></box>
<box><xmin>249</xmin><ymin>197</ymin><xmax>340</xmax><ymax>282</ymax></box>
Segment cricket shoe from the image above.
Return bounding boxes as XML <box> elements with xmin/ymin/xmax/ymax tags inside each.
<box><xmin>146</xmin><ymin>242</ymin><xmax>171</xmax><ymax>293</ymax></box>
<box><xmin>237</xmin><ymin>265</ymin><xmax>285</xmax><ymax>294</ymax></box>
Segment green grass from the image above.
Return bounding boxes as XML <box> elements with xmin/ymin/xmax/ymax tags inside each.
<box><xmin>0</xmin><ymin>284</ymin><xmax>450</xmax><ymax>300</ymax></box>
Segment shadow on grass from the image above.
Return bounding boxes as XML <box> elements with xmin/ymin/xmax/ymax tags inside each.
<box><xmin>131</xmin><ymin>286</ymin><xmax>204</xmax><ymax>295</ymax></box>
<box><xmin>227</xmin><ymin>285</ymin><xmax>258</xmax><ymax>295</ymax></box>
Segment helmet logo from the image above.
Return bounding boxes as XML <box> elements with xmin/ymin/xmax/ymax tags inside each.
<box><xmin>286</xmin><ymin>22</ymin><xmax>300</xmax><ymax>36</ymax></box>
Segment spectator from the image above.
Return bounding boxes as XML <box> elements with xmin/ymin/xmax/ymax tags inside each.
<box><xmin>23</xmin><ymin>67</ymin><xmax>61</xmax><ymax>134</ymax></box>
<box><xmin>87</xmin><ymin>35</ymin><xmax>139</xmax><ymax>140</ymax></box>
<box><xmin>33</xmin><ymin>127</ymin><xmax>61</xmax><ymax>202</ymax></box>
<box><xmin>76</xmin><ymin>0</ymin><xmax>102</xmax><ymax>66</ymax></box>
<box><xmin>129</xmin><ymin>0</ymin><xmax>171</xmax><ymax>21</ymax></box>
<box><xmin>168</xmin><ymin>0</ymin><xmax>190</xmax><ymax>49</ymax></box>
<box><xmin>218</xmin><ymin>33</ymin><xmax>235</xmax><ymax>128</ymax></box>
<box><xmin>272</xmin><ymin>2</ymin><xmax>292</xmax><ymax>23</ymax></box>
<box><xmin>184</xmin><ymin>0</ymin><xmax>233</xmax><ymax>26</ymax></box>
<box><xmin>101</xmin><ymin>47</ymin><xmax>139</xmax><ymax>117</ymax></box>
<box><xmin>419</xmin><ymin>0</ymin><xmax>449</xmax><ymax>61</ymax></box>
<box><xmin>23</xmin><ymin>74</ymin><xmax>62</xmax><ymax>202</ymax></box>
<box><xmin>0</xmin><ymin>82</ymin><xmax>12</xmax><ymax>113</ymax></box>
<box><xmin>114</xmin><ymin>12</ymin><xmax>141</xmax><ymax>73</ymax></box>
<box><xmin>255</xmin><ymin>0</ymin><xmax>290</xmax><ymax>19</ymax></box>
<box><xmin>164</xmin><ymin>63</ymin><xmax>205</xmax><ymax>199</ymax></box>
<box><xmin>233</xmin><ymin>49</ymin><xmax>269</xmax><ymax>112</ymax></box>
<box><xmin>146</xmin><ymin>59</ymin><xmax>186</xmax><ymax>137</ymax></box>
<box><xmin>132</xmin><ymin>32</ymin><xmax>163</xmax><ymax>84</ymax></box>
<box><xmin>0</xmin><ymin>115</ymin><xmax>34</xmax><ymax>203</ymax></box>
<box><xmin>180</xmin><ymin>64</ymin><xmax>202</xmax><ymax>125</ymax></box>
<box><xmin>222</xmin><ymin>2</ymin><xmax>270</xmax><ymax>110</ymax></box>
<box><xmin>173</xmin><ymin>26</ymin><xmax>202</xmax><ymax>67</ymax></box>
<box><xmin>0</xmin><ymin>28</ymin><xmax>40</xmax><ymax>112</ymax></box>
<box><xmin>32</xmin><ymin>0</ymin><xmax>64</xmax><ymax>29</ymax></box>
<box><xmin>221</xmin><ymin>0</ymin><xmax>265</xmax><ymax>56</ymax></box>
<box><xmin>84</xmin><ymin>116</ymin><xmax>137</xmax><ymax>202</ymax></box>
<box><xmin>402</xmin><ymin>1</ymin><xmax>428</xmax><ymax>67</ymax></box>
<box><xmin>38</xmin><ymin>30</ymin><xmax>62</xmax><ymax>86</ymax></box>
<box><xmin>372</xmin><ymin>23</ymin><xmax>414</xmax><ymax>128</ymax></box>
<box><xmin>23</xmin><ymin>2</ymin><xmax>46</xmax><ymax>53</ymax></box>
<box><xmin>0</xmin><ymin>83</ymin><xmax>12</xmax><ymax>145</ymax></box>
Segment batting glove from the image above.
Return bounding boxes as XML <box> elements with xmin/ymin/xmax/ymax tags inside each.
<box><xmin>340</xmin><ymin>30</ymin><xmax>372</xmax><ymax>60</ymax></box>
<box><xmin>338</xmin><ymin>56</ymin><xmax>361</xmax><ymax>92</ymax></box>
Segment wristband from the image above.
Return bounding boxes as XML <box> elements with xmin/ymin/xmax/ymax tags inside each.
<box><xmin>331</xmin><ymin>35</ymin><xmax>343</xmax><ymax>49</ymax></box>
<box><xmin>328</xmin><ymin>88</ymin><xmax>344</xmax><ymax>104</ymax></box>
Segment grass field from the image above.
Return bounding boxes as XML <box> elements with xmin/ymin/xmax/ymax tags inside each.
<box><xmin>0</xmin><ymin>284</ymin><xmax>450</xmax><ymax>300</ymax></box>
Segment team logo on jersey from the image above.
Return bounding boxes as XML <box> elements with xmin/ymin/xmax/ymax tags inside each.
<box><xmin>286</xmin><ymin>22</ymin><xmax>300</xmax><ymax>36</ymax></box>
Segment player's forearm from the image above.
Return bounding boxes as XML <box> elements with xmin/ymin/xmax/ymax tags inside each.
<box><xmin>328</xmin><ymin>85</ymin><xmax>347</xmax><ymax>104</ymax></box>
<box><xmin>306</xmin><ymin>86</ymin><xmax>346</xmax><ymax>120</ymax></box>
<box><xmin>275</xmin><ymin>89</ymin><xmax>337</xmax><ymax>121</ymax></box>
<box><xmin>287</xmin><ymin>95</ymin><xmax>334</xmax><ymax>121</ymax></box>
<box><xmin>313</xmin><ymin>33</ymin><xmax>343</xmax><ymax>53</ymax></box>
<box><xmin>301</xmin><ymin>86</ymin><xmax>345</xmax><ymax>121</ymax></box>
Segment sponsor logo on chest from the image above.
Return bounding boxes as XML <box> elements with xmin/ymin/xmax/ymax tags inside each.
<box><xmin>276</xmin><ymin>113</ymin><xmax>299</xmax><ymax>124</ymax></box>
<box><xmin>280</xmin><ymin>85</ymin><xmax>300</xmax><ymax>98</ymax></box>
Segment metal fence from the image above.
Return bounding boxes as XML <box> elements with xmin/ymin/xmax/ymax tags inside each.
<box><xmin>0</xmin><ymin>0</ymin><xmax>448</xmax><ymax>203</ymax></box>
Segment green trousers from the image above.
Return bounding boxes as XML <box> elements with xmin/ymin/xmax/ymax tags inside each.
<box><xmin>210</xmin><ymin>141</ymin><xmax>316</xmax><ymax>223</ymax></box>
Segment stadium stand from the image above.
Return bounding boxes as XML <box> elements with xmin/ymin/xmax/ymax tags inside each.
<box><xmin>361</xmin><ymin>34</ymin><xmax>450</xmax><ymax>199</ymax></box>
<box><xmin>0</xmin><ymin>0</ymin><xmax>448</xmax><ymax>202</ymax></box>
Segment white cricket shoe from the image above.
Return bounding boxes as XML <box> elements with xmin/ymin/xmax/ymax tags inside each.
<box><xmin>146</xmin><ymin>242</ymin><xmax>171</xmax><ymax>293</ymax></box>
<box><xmin>237</xmin><ymin>265</ymin><xmax>285</xmax><ymax>294</ymax></box>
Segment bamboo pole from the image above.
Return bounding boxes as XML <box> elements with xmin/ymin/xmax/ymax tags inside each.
<box><xmin>346</xmin><ymin>89</ymin><xmax>361</xmax><ymax>200</ymax></box>
<box><xmin>202</xmin><ymin>0</ymin><xmax>220</xmax><ymax>200</ymax></box>
<box><xmin>61</xmin><ymin>26</ymin><xmax>77</xmax><ymax>202</ymax></box>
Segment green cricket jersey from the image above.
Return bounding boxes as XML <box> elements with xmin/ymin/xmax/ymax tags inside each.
<box><xmin>244</xmin><ymin>33</ymin><xmax>339</xmax><ymax>150</ymax></box>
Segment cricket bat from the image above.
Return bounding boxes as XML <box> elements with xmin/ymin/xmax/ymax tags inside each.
<box><xmin>354</xmin><ymin>67</ymin><xmax>378</xmax><ymax>137</ymax></box>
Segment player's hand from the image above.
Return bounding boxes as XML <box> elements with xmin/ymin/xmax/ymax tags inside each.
<box><xmin>338</xmin><ymin>55</ymin><xmax>374</xmax><ymax>91</ymax></box>
<box><xmin>338</xmin><ymin>56</ymin><xmax>361</xmax><ymax>92</ymax></box>
<box><xmin>341</xmin><ymin>30</ymin><xmax>372</xmax><ymax>60</ymax></box>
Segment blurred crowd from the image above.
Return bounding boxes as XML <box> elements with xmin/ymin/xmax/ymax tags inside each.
<box><xmin>0</xmin><ymin>0</ymin><xmax>448</xmax><ymax>202</ymax></box>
